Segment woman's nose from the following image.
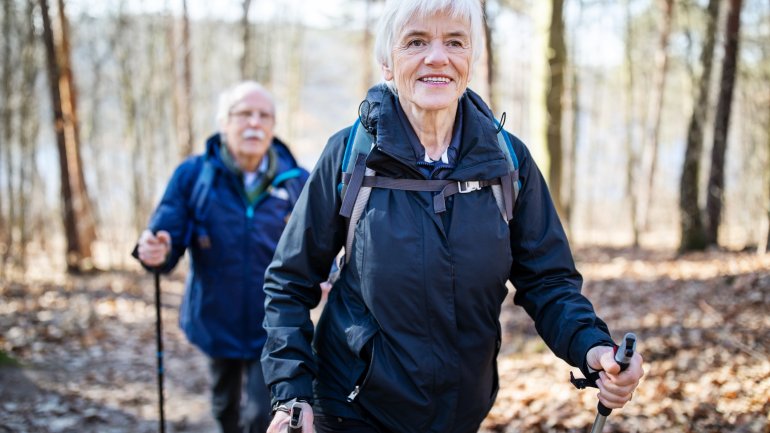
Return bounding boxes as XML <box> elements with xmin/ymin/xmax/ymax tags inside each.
<box><xmin>424</xmin><ymin>41</ymin><xmax>449</xmax><ymax>65</ymax></box>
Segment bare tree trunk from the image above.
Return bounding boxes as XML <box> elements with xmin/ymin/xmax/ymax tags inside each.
<box><xmin>764</xmin><ymin>104</ymin><xmax>770</xmax><ymax>254</ymax></box>
<box><xmin>679</xmin><ymin>0</ymin><xmax>720</xmax><ymax>252</ymax></box>
<box><xmin>286</xmin><ymin>18</ymin><xmax>305</xmax><ymax>144</ymax></box>
<box><xmin>361</xmin><ymin>0</ymin><xmax>375</xmax><ymax>96</ymax></box>
<box><xmin>546</xmin><ymin>0</ymin><xmax>567</xmax><ymax>220</ymax></box>
<box><xmin>240</xmin><ymin>0</ymin><xmax>253</xmax><ymax>80</ymax></box>
<box><xmin>1</xmin><ymin>0</ymin><xmax>16</xmax><ymax>271</ymax></box>
<box><xmin>17</xmin><ymin>0</ymin><xmax>40</xmax><ymax>271</ymax></box>
<box><xmin>623</xmin><ymin>0</ymin><xmax>641</xmax><ymax>247</ymax></box>
<box><xmin>114</xmin><ymin>8</ymin><xmax>147</xmax><ymax>235</ymax></box>
<box><xmin>482</xmin><ymin>0</ymin><xmax>496</xmax><ymax>113</ymax></box>
<box><xmin>636</xmin><ymin>0</ymin><xmax>674</xmax><ymax>237</ymax></box>
<box><xmin>257</xmin><ymin>15</ymin><xmax>273</xmax><ymax>86</ymax></box>
<box><xmin>40</xmin><ymin>0</ymin><xmax>97</xmax><ymax>273</ymax></box>
<box><xmin>566</xmin><ymin>0</ymin><xmax>584</xmax><ymax>236</ymax></box>
<box><xmin>174</xmin><ymin>0</ymin><xmax>193</xmax><ymax>158</ymax></box>
<box><xmin>706</xmin><ymin>0</ymin><xmax>743</xmax><ymax>247</ymax></box>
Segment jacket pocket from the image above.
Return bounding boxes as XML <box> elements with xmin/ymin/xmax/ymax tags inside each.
<box><xmin>346</xmin><ymin>336</ymin><xmax>376</xmax><ymax>402</ymax></box>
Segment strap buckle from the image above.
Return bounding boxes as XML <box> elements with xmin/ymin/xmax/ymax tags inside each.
<box><xmin>458</xmin><ymin>181</ymin><xmax>481</xmax><ymax>193</ymax></box>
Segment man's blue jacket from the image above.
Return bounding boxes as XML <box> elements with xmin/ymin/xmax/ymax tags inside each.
<box><xmin>262</xmin><ymin>85</ymin><xmax>614</xmax><ymax>432</ymax></box>
<box><xmin>147</xmin><ymin>133</ymin><xmax>308</xmax><ymax>359</ymax></box>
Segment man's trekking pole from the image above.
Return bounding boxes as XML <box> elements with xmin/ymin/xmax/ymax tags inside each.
<box><xmin>153</xmin><ymin>270</ymin><xmax>166</xmax><ymax>433</ymax></box>
<box><xmin>590</xmin><ymin>333</ymin><xmax>636</xmax><ymax>433</ymax></box>
<box><xmin>570</xmin><ymin>332</ymin><xmax>637</xmax><ymax>433</ymax></box>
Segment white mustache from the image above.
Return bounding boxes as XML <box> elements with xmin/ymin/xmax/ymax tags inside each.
<box><xmin>242</xmin><ymin>129</ymin><xmax>265</xmax><ymax>140</ymax></box>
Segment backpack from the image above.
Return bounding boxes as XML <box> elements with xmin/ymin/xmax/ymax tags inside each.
<box><xmin>186</xmin><ymin>147</ymin><xmax>305</xmax><ymax>248</ymax></box>
<box><xmin>337</xmin><ymin>118</ymin><xmax>521</xmax><ymax>264</ymax></box>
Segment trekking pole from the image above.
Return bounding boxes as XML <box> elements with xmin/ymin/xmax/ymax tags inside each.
<box><xmin>288</xmin><ymin>401</ymin><xmax>303</xmax><ymax>433</ymax></box>
<box><xmin>153</xmin><ymin>269</ymin><xmax>166</xmax><ymax>433</ymax></box>
<box><xmin>589</xmin><ymin>333</ymin><xmax>637</xmax><ymax>433</ymax></box>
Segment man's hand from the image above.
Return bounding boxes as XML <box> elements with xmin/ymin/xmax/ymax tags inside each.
<box><xmin>137</xmin><ymin>230</ymin><xmax>171</xmax><ymax>267</ymax></box>
<box><xmin>267</xmin><ymin>401</ymin><xmax>314</xmax><ymax>433</ymax></box>
<box><xmin>586</xmin><ymin>346</ymin><xmax>644</xmax><ymax>409</ymax></box>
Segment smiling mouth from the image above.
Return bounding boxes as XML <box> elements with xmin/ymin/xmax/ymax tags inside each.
<box><xmin>419</xmin><ymin>76</ymin><xmax>451</xmax><ymax>84</ymax></box>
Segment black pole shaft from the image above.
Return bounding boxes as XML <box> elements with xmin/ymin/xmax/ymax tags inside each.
<box><xmin>154</xmin><ymin>271</ymin><xmax>166</xmax><ymax>433</ymax></box>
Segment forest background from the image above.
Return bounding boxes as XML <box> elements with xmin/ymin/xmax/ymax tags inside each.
<box><xmin>1</xmin><ymin>0</ymin><xmax>769</xmax><ymax>432</ymax></box>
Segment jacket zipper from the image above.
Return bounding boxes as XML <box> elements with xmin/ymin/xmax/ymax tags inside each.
<box><xmin>346</xmin><ymin>386</ymin><xmax>361</xmax><ymax>402</ymax></box>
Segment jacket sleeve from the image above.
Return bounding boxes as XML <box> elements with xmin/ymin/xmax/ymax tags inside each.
<box><xmin>138</xmin><ymin>158</ymin><xmax>198</xmax><ymax>273</ymax></box>
<box><xmin>507</xmin><ymin>135</ymin><xmax>614</xmax><ymax>376</ymax></box>
<box><xmin>261</xmin><ymin>130</ymin><xmax>349</xmax><ymax>404</ymax></box>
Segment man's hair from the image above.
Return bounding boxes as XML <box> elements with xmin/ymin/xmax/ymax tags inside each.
<box><xmin>373</xmin><ymin>0</ymin><xmax>484</xmax><ymax>94</ymax></box>
<box><xmin>215</xmin><ymin>81</ymin><xmax>275</xmax><ymax>127</ymax></box>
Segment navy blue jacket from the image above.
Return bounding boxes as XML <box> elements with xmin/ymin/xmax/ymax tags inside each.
<box><xmin>146</xmin><ymin>133</ymin><xmax>308</xmax><ymax>359</ymax></box>
<box><xmin>262</xmin><ymin>85</ymin><xmax>613</xmax><ymax>432</ymax></box>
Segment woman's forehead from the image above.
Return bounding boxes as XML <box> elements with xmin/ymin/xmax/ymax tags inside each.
<box><xmin>398</xmin><ymin>11</ymin><xmax>471</xmax><ymax>38</ymax></box>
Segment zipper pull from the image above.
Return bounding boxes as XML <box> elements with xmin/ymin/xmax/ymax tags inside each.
<box><xmin>246</xmin><ymin>207</ymin><xmax>254</xmax><ymax>218</ymax></box>
<box><xmin>346</xmin><ymin>386</ymin><xmax>360</xmax><ymax>402</ymax></box>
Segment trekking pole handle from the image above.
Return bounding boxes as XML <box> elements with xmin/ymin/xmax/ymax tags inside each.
<box><xmin>288</xmin><ymin>401</ymin><xmax>303</xmax><ymax>433</ymax></box>
<box><xmin>597</xmin><ymin>333</ymin><xmax>636</xmax><ymax>416</ymax></box>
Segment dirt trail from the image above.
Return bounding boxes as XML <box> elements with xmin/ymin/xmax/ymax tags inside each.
<box><xmin>2</xmin><ymin>248</ymin><xmax>769</xmax><ymax>432</ymax></box>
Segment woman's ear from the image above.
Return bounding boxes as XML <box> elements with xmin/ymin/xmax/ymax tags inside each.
<box><xmin>381</xmin><ymin>63</ymin><xmax>393</xmax><ymax>81</ymax></box>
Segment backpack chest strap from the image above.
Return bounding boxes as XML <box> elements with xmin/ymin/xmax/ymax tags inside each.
<box><xmin>341</xmin><ymin>170</ymin><xmax>501</xmax><ymax>215</ymax></box>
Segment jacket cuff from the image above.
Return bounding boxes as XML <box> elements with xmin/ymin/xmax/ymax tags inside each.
<box><xmin>569</xmin><ymin>327</ymin><xmax>614</xmax><ymax>377</ymax></box>
<box><xmin>270</xmin><ymin>376</ymin><xmax>315</xmax><ymax>407</ymax></box>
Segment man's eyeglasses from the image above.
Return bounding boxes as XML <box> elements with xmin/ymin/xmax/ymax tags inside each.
<box><xmin>229</xmin><ymin>109</ymin><xmax>274</xmax><ymax>124</ymax></box>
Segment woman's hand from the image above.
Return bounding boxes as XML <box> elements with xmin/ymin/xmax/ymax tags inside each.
<box><xmin>267</xmin><ymin>401</ymin><xmax>315</xmax><ymax>433</ymax></box>
<box><xmin>586</xmin><ymin>346</ymin><xmax>644</xmax><ymax>409</ymax></box>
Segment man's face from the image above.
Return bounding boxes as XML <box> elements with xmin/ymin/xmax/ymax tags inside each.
<box><xmin>222</xmin><ymin>90</ymin><xmax>275</xmax><ymax>170</ymax></box>
<box><xmin>383</xmin><ymin>10</ymin><xmax>473</xmax><ymax>115</ymax></box>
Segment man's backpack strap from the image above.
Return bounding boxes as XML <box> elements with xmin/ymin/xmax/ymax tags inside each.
<box><xmin>190</xmin><ymin>158</ymin><xmax>216</xmax><ymax>221</ymax></box>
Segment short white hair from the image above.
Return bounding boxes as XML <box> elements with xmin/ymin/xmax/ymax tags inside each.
<box><xmin>215</xmin><ymin>81</ymin><xmax>275</xmax><ymax>127</ymax></box>
<box><xmin>374</xmin><ymin>0</ymin><xmax>484</xmax><ymax>93</ymax></box>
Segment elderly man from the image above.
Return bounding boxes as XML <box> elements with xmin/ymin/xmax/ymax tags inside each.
<box><xmin>135</xmin><ymin>81</ymin><xmax>308</xmax><ymax>433</ymax></box>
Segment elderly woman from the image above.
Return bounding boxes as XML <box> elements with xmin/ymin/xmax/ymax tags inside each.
<box><xmin>262</xmin><ymin>0</ymin><xmax>643</xmax><ymax>432</ymax></box>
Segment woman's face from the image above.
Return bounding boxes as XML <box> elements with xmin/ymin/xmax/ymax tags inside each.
<box><xmin>384</xmin><ymin>10</ymin><xmax>473</xmax><ymax>115</ymax></box>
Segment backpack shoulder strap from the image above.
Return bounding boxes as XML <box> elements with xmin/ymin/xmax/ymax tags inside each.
<box><xmin>190</xmin><ymin>157</ymin><xmax>216</xmax><ymax>221</ymax></box>
<box><xmin>338</xmin><ymin>119</ymin><xmax>376</xmax><ymax>263</ymax></box>
<box><xmin>339</xmin><ymin>118</ymin><xmax>375</xmax><ymax>218</ymax></box>
<box><xmin>493</xmin><ymin>124</ymin><xmax>521</xmax><ymax>222</ymax></box>
<box><xmin>337</xmin><ymin>120</ymin><xmax>523</xmax><ymax>264</ymax></box>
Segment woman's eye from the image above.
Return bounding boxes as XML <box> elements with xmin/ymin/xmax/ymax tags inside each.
<box><xmin>407</xmin><ymin>39</ymin><xmax>426</xmax><ymax>47</ymax></box>
<box><xmin>448</xmin><ymin>40</ymin><xmax>464</xmax><ymax>48</ymax></box>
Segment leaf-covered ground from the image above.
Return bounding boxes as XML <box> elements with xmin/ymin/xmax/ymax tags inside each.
<box><xmin>1</xmin><ymin>248</ymin><xmax>769</xmax><ymax>432</ymax></box>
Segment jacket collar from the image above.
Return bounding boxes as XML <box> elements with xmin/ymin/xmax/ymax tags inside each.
<box><xmin>203</xmin><ymin>133</ymin><xmax>298</xmax><ymax>176</ymax></box>
<box><xmin>362</xmin><ymin>84</ymin><xmax>510</xmax><ymax>181</ymax></box>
